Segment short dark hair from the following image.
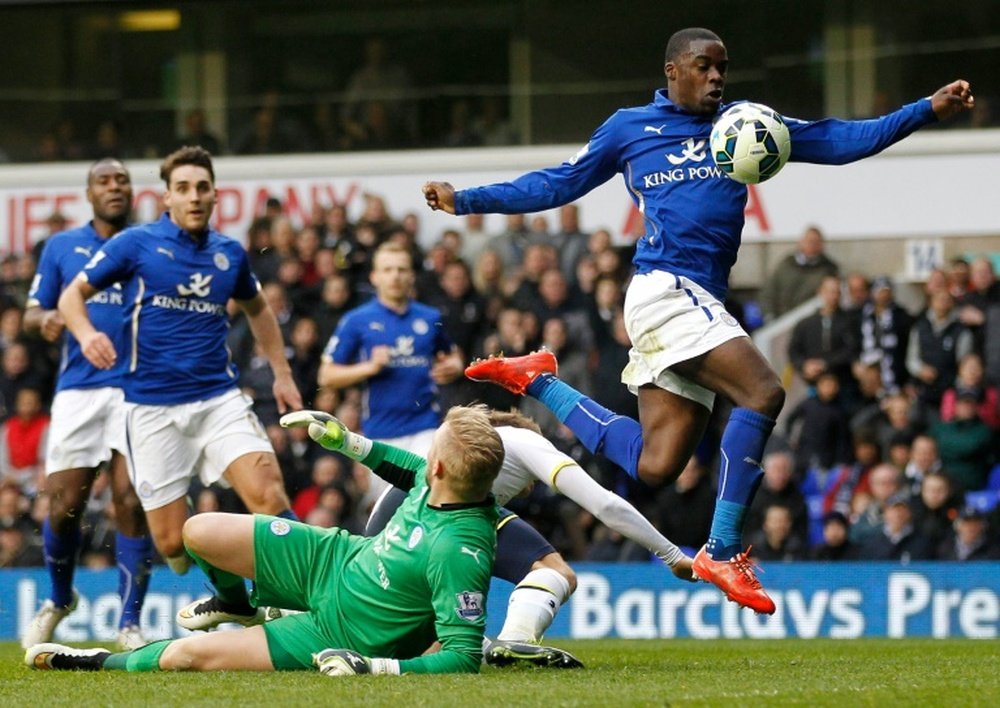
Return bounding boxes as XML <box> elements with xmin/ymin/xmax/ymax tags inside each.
<box><xmin>665</xmin><ymin>28</ymin><xmax>722</xmax><ymax>63</ymax></box>
<box><xmin>160</xmin><ymin>145</ymin><xmax>215</xmax><ymax>186</ymax></box>
<box><xmin>86</xmin><ymin>157</ymin><xmax>128</xmax><ymax>186</ymax></box>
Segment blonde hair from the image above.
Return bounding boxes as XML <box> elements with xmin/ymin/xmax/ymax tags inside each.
<box><xmin>373</xmin><ymin>241</ymin><xmax>412</xmax><ymax>269</ymax></box>
<box><xmin>438</xmin><ymin>404</ymin><xmax>505</xmax><ymax>500</ymax></box>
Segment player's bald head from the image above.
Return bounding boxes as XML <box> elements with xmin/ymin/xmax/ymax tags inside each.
<box><xmin>664</xmin><ymin>27</ymin><xmax>722</xmax><ymax>63</ymax></box>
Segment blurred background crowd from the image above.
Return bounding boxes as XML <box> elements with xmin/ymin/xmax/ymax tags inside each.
<box><xmin>1</xmin><ymin>192</ymin><xmax>998</xmax><ymax>570</ymax></box>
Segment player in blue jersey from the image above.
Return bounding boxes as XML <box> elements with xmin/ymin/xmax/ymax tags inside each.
<box><xmin>56</xmin><ymin>147</ymin><xmax>303</xmax><ymax>625</ymax></box>
<box><xmin>21</xmin><ymin>158</ymin><xmax>153</xmax><ymax>651</ymax></box>
<box><xmin>423</xmin><ymin>27</ymin><xmax>974</xmax><ymax>614</ymax></box>
<box><xmin>318</xmin><ymin>241</ymin><xmax>463</xmax><ymax>504</ymax></box>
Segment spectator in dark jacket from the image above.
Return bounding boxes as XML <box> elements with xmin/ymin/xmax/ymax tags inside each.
<box><xmin>785</xmin><ymin>371</ymin><xmax>853</xmax><ymax>478</ymax></box>
<box><xmin>858</xmin><ymin>493</ymin><xmax>933</xmax><ymax>562</ymax></box>
<box><xmin>936</xmin><ymin>506</ymin><xmax>1000</xmax><ymax>561</ymax></box>
<box><xmin>810</xmin><ymin>511</ymin><xmax>859</xmax><ymax>560</ymax></box>
<box><xmin>788</xmin><ymin>275</ymin><xmax>857</xmax><ymax>391</ymax></box>
<box><xmin>857</xmin><ymin>276</ymin><xmax>913</xmax><ymax>395</ymax></box>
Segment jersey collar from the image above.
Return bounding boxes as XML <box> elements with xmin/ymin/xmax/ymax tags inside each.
<box><xmin>154</xmin><ymin>212</ymin><xmax>214</xmax><ymax>247</ymax></box>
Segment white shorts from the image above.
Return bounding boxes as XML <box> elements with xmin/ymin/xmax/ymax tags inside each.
<box><xmin>621</xmin><ymin>270</ymin><xmax>748</xmax><ymax>410</ymax></box>
<box><xmin>123</xmin><ymin>388</ymin><xmax>274</xmax><ymax>511</ymax></box>
<box><xmin>46</xmin><ymin>387</ymin><xmax>126</xmax><ymax>474</ymax></box>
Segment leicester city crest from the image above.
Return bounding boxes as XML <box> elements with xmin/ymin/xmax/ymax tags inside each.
<box><xmin>214</xmin><ymin>252</ymin><xmax>230</xmax><ymax>271</ymax></box>
<box><xmin>412</xmin><ymin>318</ymin><xmax>429</xmax><ymax>335</ymax></box>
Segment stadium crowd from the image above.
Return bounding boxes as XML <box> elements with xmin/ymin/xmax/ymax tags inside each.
<box><xmin>1</xmin><ymin>196</ymin><xmax>999</xmax><ymax>570</ymax></box>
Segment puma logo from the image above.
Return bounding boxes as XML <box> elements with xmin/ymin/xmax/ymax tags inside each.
<box><xmin>461</xmin><ymin>546</ymin><xmax>482</xmax><ymax>565</ymax></box>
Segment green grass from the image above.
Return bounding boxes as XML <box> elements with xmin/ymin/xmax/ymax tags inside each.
<box><xmin>2</xmin><ymin>639</ymin><xmax>997</xmax><ymax>707</ymax></box>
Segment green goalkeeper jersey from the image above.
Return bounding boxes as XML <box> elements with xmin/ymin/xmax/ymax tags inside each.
<box><xmin>336</xmin><ymin>441</ymin><xmax>498</xmax><ymax>673</ymax></box>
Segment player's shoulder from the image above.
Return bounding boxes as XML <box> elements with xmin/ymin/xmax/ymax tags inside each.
<box><xmin>44</xmin><ymin>223</ymin><xmax>97</xmax><ymax>250</ymax></box>
<box><xmin>409</xmin><ymin>300</ymin><xmax>443</xmax><ymax>320</ymax></box>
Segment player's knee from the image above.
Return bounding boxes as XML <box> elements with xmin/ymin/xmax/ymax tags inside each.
<box><xmin>636</xmin><ymin>454</ymin><xmax>686</xmax><ymax>487</ymax></box>
<box><xmin>181</xmin><ymin>513</ymin><xmax>215</xmax><ymax>554</ymax></box>
<box><xmin>160</xmin><ymin>638</ymin><xmax>199</xmax><ymax>671</ymax></box>
<box><xmin>752</xmin><ymin>379</ymin><xmax>785</xmax><ymax>419</ymax></box>
<box><xmin>240</xmin><ymin>482</ymin><xmax>290</xmax><ymax>515</ymax></box>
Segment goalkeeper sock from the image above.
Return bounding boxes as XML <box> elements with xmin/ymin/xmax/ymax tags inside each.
<box><xmin>186</xmin><ymin>547</ymin><xmax>253</xmax><ymax>613</ymax></box>
<box><xmin>102</xmin><ymin>639</ymin><xmax>170</xmax><ymax>671</ymax></box>
<box><xmin>115</xmin><ymin>532</ymin><xmax>152</xmax><ymax>629</ymax></box>
<box><xmin>42</xmin><ymin>519</ymin><xmax>81</xmax><ymax>609</ymax></box>
<box><xmin>497</xmin><ymin>568</ymin><xmax>571</xmax><ymax>642</ymax></box>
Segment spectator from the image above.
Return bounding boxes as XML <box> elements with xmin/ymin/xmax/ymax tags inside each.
<box><xmin>545</xmin><ymin>204</ymin><xmax>589</xmax><ymax>287</ymax></box>
<box><xmin>0</xmin><ymin>387</ymin><xmax>49</xmax><ymax>496</ymax></box>
<box><xmin>940</xmin><ymin>353</ymin><xmax>1000</xmax><ymax>430</ymax></box>
<box><xmin>288</xmin><ymin>317</ymin><xmax>321</xmax><ymax>406</ymax></box>
<box><xmin>341</xmin><ymin>37</ymin><xmax>415</xmax><ymax>145</ymax></box>
<box><xmin>509</xmin><ymin>243</ymin><xmax>558</xmax><ymax>312</ymax></box>
<box><xmin>745</xmin><ymin>451</ymin><xmax>809</xmax><ymax>547</ymax></box>
<box><xmin>906</xmin><ymin>289</ymin><xmax>973</xmax><ymax>408</ymax></box>
<box><xmin>748</xmin><ymin>504</ymin><xmax>807</xmax><ymax>562</ymax></box>
<box><xmin>233</xmin><ymin>106</ymin><xmax>297</xmax><ymax>155</ymax></box>
<box><xmin>849</xmin><ymin>463</ymin><xmax>903</xmax><ymax>545</ymax></box>
<box><xmin>529</xmin><ymin>269</ymin><xmax>594</xmax><ymax>354</ymax></box>
<box><xmin>810</xmin><ymin>511</ymin><xmax>859</xmax><ymax>560</ymax></box>
<box><xmin>173</xmin><ymin>109</ymin><xmax>222</xmax><ymax>155</ymax></box>
<box><xmin>902</xmin><ymin>434</ymin><xmax>943</xmax><ymax>495</ymax></box>
<box><xmin>0</xmin><ymin>342</ymin><xmax>47</xmax><ymax>421</ymax></box>
<box><xmin>857</xmin><ymin>493</ymin><xmax>932</xmax><ymax>561</ymax></box>
<box><xmin>0</xmin><ymin>519</ymin><xmax>43</xmax><ymax>567</ymax></box>
<box><xmin>930</xmin><ymin>387</ymin><xmax>995</xmax><ymax>492</ymax></box>
<box><xmin>759</xmin><ymin>225</ymin><xmax>840</xmax><ymax>321</ymax></box>
<box><xmin>471</xmin><ymin>249</ymin><xmax>506</xmax><ymax>321</ymax></box>
<box><xmin>911</xmin><ymin>471</ymin><xmax>961</xmax><ymax>551</ymax></box>
<box><xmin>485</xmin><ymin>213</ymin><xmax>532</xmax><ymax>271</ymax></box>
<box><xmin>856</xmin><ymin>276</ymin><xmax>913</xmax><ymax>395</ymax></box>
<box><xmin>936</xmin><ymin>506</ymin><xmax>1000</xmax><ymax>560</ymax></box>
<box><xmin>946</xmin><ymin>257</ymin><xmax>971</xmax><ymax>300</ymax></box>
<box><xmin>427</xmin><ymin>259</ymin><xmax>488</xmax><ymax>364</ymax></box>
<box><xmin>292</xmin><ymin>455</ymin><xmax>350</xmax><ymax>521</ymax></box>
<box><xmin>817</xmin><ymin>431</ymin><xmax>883</xmax><ymax>516</ymax></box>
<box><xmin>788</xmin><ymin>275</ymin><xmax>858</xmax><ymax>392</ymax></box>
<box><xmin>956</xmin><ymin>256</ymin><xmax>1000</xmax><ymax>352</ymax></box>
<box><xmin>785</xmin><ymin>371</ymin><xmax>852</xmax><ymax>479</ymax></box>
<box><xmin>246</xmin><ymin>217</ymin><xmax>280</xmax><ymax>284</ymax></box>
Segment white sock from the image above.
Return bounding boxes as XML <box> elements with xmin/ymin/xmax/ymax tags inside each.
<box><xmin>497</xmin><ymin>568</ymin><xmax>571</xmax><ymax>642</ymax></box>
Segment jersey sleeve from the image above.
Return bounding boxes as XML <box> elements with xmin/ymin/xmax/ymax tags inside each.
<box><xmin>397</xmin><ymin>526</ymin><xmax>494</xmax><ymax>674</ymax></box>
<box><xmin>323</xmin><ymin>312</ymin><xmax>362</xmax><ymax>364</ymax></box>
<box><xmin>27</xmin><ymin>238</ymin><xmax>63</xmax><ymax>309</ymax></box>
<box><xmin>454</xmin><ymin>113</ymin><xmax>622</xmax><ymax>215</ymax></box>
<box><xmin>81</xmin><ymin>232</ymin><xmax>137</xmax><ymax>291</ymax></box>
<box><xmin>361</xmin><ymin>440</ymin><xmax>427</xmax><ymax>491</ymax></box>
<box><xmin>785</xmin><ymin>98</ymin><xmax>937</xmax><ymax>166</ymax></box>
<box><xmin>230</xmin><ymin>248</ymin><xmax>262</xmax><ymax>301</ymax></box>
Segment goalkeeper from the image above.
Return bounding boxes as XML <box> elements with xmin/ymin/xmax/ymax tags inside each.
<box><xmin>26</xmin><ymin>405</ymin><xmax>504</xmax><ymax>676</ymax></box>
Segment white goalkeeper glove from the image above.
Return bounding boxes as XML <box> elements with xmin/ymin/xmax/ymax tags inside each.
<box><xmin>313</xmin><ymin>648</ymin><xmax>399</xmax><ymax>676</ymax></box>
<box><xmin>279</xmin><ymin>410</ymin><xmax>371</xmax><ymax>459</ymax></box>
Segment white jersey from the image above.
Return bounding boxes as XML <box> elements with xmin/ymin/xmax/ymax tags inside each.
<box><xmin>492</xmin><ymin>426</ymin><xmax>684</xmax><ymax>566</ymax></box>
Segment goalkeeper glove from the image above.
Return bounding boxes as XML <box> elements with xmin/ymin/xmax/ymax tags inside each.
<box><xmin>313</xmin><ymin>648</ymin><xmax>399</xmax><ymax>676</ymax></box>
<box><xmin>279</xmin><ymin>410</ymin><xmax>371</xmax><ymax>459</ymax></box>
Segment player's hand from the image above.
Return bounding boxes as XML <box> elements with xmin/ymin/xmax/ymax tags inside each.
<box><xmin>368</xmin><ymin>345</ymin><xmax>392</xmax><ymax>373</ymax></box>
<box><xmin>313</xmin><ymin>648</ymin><xmax>371</xmax><ymax>676</ymax></box>
<box><xmin>422</xmin><ymin>181</ymin><xmax>457</xmax><ymax>214</ymax></box>
<box><xmin>272</xmin><ymin>373</ymin><xmax>303</xmax><ymax>415</ymax></box>
<box><xmin>79</xmin><ymin>331</ymin><xmax>117</xmax><ymax>369</ymax></box>
<box><xmin>930</xmin><ymin>80</ymin><xmax>974</xmax><ymax>121</ymax></box>
<box><xmin>39</xmin><ymin>311</ymin><xmax>66</xmax><ymax>342</ymax></box>
<box><xmin>430</xmin><ymin>351</ymin><xmax>463</xmax><ymax>384</ymax></box>
<box><xmin>280</xmin><ymin>410</ymin><xmax>347</xmax><ymax>451</ymax></box>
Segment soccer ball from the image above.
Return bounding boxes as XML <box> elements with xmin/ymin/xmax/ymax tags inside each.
<box><xmin>710</xmin><ymin>102</ymin><xmax>791</xmax><ymax>184</ymax></box>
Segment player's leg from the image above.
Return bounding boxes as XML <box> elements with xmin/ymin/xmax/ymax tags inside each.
<box><xmin>226</xmin><ymin>451</ymin><xmax>297</xmax><ymax>518</ymax></box>
<box><xmin>487</xmin><ymin>513</ymin><xmax>582</xmax><ymax>668</ymax></box>
<box><xmin>144</xmin><ymin>498</ymin><xmax>192</xmax><ymax>572</ymax></box>
<box><xmin>467</xmin><ymin>350</ymin><xmax>707</xmax><ymax>484</ymax></box>
<box><xmin>27</xmin><ymin>626</ymin><xmax>275</xmax><ymax>672</ymax></box>
<box><xmin>671</xmin><ymin>336</ymin><xmax>782</xmax><ymax>614</ymax></box>
<box><xmin>22</xmin><ymin>466</ymin><xmax>95</xmax><ymax>648</ymax></box>
<box><xmin>674</xmin><ymin>336</ymin><xmax>784</xmax><ymax>559</ymax></box>
<box><xmin>107</xmin><ymin>451</ymin><xmax>152</xmax><ymax>647</ymax></box>
<box><xmin>176</xmin><ymin>513</ymin><xmax>262</xmax><ymax>629</ymax></box>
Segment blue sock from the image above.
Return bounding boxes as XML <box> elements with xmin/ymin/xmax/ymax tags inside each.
<box><xmin>707</xmin><ymin>407</ymin><xmax>775</xmax><ymax>560</ymax></box>
<box><xmin>529</xmin><ymin>375</ymin><xmax>644</xmax><ymax>480</ymax></box>
<box><xmin>42</xmin><ymin>519</ymin><xmax>81</xmax><ymax>609</ymax></box>
<box><xmin>116</xmin><ymin>533</ymin><xmax>153</xmax><ymax>629</ymax></box>
<box><xmin>276</xmin><ymin>508</ymin><xmax>298</xmax><ymax>521</ymax></box>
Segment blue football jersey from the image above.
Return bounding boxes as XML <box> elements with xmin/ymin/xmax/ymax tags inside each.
<box><xmin>323</xmin><ymin>299</ymin><xmax>454</xmax><ymax>438</ymax></box>
<box><xmin>27</xmin><ymin>223</ymin><xmax>128</xmax><ymax>392</ymax></box>
<box><xmin>455</xmin><ymin>90</ymin><xmax>936</xmax><ymax>301</ymax></box>
<box><xmin>81</xmin><ymin>214</ymin><xmax>261</xmax><ymax>405</ymax></box>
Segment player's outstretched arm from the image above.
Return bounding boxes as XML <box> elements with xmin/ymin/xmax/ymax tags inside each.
<box><xmin>930</xmin><ymin>80</ymin><xmax>974</xmax><ymax>121</ymax></box>
<box><xmin>281</xmin><ymin>410</ymin><xmax>369</xmax><ymax>457</ymax></box>
<box><xmin>422</xmin><ymin>181</ymin><xmax>457</xmax><ymax>214</ymax></box>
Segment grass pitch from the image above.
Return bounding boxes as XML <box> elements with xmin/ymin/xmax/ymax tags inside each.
<box><xmin>2</xmin><ymin>638</ymin><xmax>997</xmax><ymax>707</ymax></box>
